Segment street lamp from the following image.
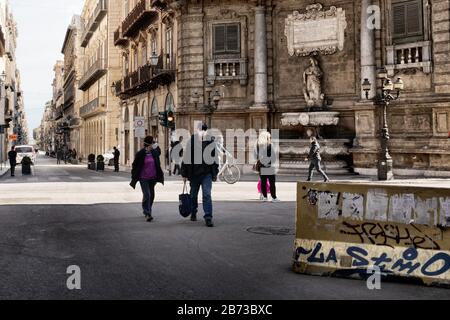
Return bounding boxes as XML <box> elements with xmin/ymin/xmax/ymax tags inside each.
<box><xmin>362</xmin><ymin>68</ymin><xmax>405</xmax><ymax>181</ymax></box>
<box><xmin>192</xmin><ymin>89</ymin><xmax>222</xmax><ymax>128</ymax></box>
<box><xmin>149</xmin><ymin>52</ymin><xmax>159</xmax><ymax>67</ymax></box>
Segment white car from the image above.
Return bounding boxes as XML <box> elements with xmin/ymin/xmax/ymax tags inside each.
<box><xmin>103</xmin><ymin>149</ymin><xmax>115</xmax><ymax>166</ymax></box>
<box><xmin>15</xmin><ymin>145</ymin><xmax>36</xmax><ymax>165</ymax></box>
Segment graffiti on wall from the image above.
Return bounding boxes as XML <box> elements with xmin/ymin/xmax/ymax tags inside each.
<box><xmin>294</xmin><ymin>239</ymin><xmax>450</xmax><ymax>280</ymax></box>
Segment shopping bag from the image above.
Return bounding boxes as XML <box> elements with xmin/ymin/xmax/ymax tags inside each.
<box><xmin>257</xmin><ymin>179</ymin><xmax>271</xmax><ymax>195</ymax></box>
<box><xmin>179</xmin><ymin>182</ymin><xmax>192</xmax><ymax>218</ymax></box>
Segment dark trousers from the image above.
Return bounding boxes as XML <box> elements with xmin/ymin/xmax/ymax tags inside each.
<box><xmin>260</xmin><ymin>175</ymin><xmax>277</xmax><ymax>199</ymax></box>
<box><xmin>140</xmin><ymin>180</ymin><xmax>157</xmax><ymax>216</ymax></box>
<box><xmin>114</xmin><ymin>159</ymin><xmax>119</xmax><ymax>172</ymax></box>
<box><xmin>308</xmin><ymin>159</ymin><xmax>329</xmax><ymax>182</ymax></box>
<box><xmin>173</xmin><ymin>164</ymin><xmax>181</xmax><ymax>175</ymax></box>
<box><xmin>10</xmin><ymin>162</ymin><xmax>16</xmax><ymax>176</ymax></box>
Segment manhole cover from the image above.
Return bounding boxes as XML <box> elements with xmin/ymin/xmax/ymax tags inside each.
<box><xmin>247</xmin><ymin>226</ymin><xmax>295</xmax><ymax>236</ymax></box>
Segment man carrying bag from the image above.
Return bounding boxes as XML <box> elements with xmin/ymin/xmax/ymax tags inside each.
<box><xmin>179</xmin><ymin>181</ymin><xmax>192</xmax><ymax>218</ymax></box>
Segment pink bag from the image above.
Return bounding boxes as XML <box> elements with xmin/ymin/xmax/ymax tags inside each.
<box><xmin>257</xmin><ymin>179</ymin><xmax>271</xmax><ymax>194</ymax></box>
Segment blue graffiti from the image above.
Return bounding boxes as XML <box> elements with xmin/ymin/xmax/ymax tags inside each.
<box><xmin>296</xmin><ymin>242</ymin><xmax>450</xmax><ymax>277</ymax></box>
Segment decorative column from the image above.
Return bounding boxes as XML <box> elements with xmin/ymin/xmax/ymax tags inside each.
<box><xmin>253</xmin><ymin>6</ymin><xmax>268</xmax><ymax>108</ymax></box>
<box><xmin>360</xmin><ymin>0</ymin><xmax>376</xmax><ymax>99</ymax></box>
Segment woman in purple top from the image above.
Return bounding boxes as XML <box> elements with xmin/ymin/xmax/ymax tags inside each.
<box><xmin>131</xmin><ymin>136</ymin><xmax>164</xmax><ymax>222</ymax></box>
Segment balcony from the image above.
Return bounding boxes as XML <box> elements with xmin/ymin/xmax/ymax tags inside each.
<box><xmin>207</xmin><ymin>58</ymin><xmax>248</xmax><ymax>86</ymax></box>
<box><xmin>386</xmin><ymin>41</ymin><xmax>432</xmax><ymax>76</ymax></box>
<box><xmin>122</xmin><ymin>0</ymin><xmax>158</xmax><ymax>38</ymax></box>
<box><xmin>64</xmin><ymin>80</ymin><xmax>75</xmax><ymax>108</ymax></box>
<box><xmin>114</xmin><ymin>26</ymin><xmax>128</xmax><ymax>47</ymax></box>
<box><xmin>0</xmin><ymin>26</ymin><xmax>5</xmax><ymax>55</ymax></box>
<box><xmin>80</xmin><ymin>97</ymin><xmax>106</xmax><ymax>118</ymax></box>
<box><xmin>79</xmin><ymin>59</ymin><xmax>107</xmax><ymax>91</ymax></box>
<box><xmin>81</xmin><ymin>0</ymin><xmax>108</xmax><ymax>48</ymax></box>
<box><xmin>116</xmin><ymin>64</ymin><xmax>155</xmax><ymax>97</ymax></box>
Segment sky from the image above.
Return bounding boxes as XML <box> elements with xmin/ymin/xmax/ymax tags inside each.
<box><xmin>10</xmin><ymin>0</ymin><xmax>84</xmax><ymax>140</ymax></box>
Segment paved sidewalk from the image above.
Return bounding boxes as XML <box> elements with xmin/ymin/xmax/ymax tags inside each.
<box><xmin>0</xmin><ymin>162</ymin><xmax>9</xmax><ymax>177</ymax></box>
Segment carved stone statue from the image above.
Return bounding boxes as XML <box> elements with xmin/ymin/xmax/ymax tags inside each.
<box><xmin>303</xmin><ymin>56</ymin><xmax>325</xmax><ymax>111</ymax></box>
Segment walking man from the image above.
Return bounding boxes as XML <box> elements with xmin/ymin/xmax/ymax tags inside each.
<box><xmin>8</xmin><ymin>146</ymin><xmax>17</xmax><ymax>177</ymax></box>
<box><xmin>172</xmin><ymin>136</ymin><xmax>184</xmax><ymax>176</ymax></box>
<box><xmin>56</xmin><ymin>148</ymin><xmax>63</xmax><ymax>165</ymax></box>
<box><xmin>307</xmin><ymin>137</ymin><xmax>330</xmax><ymax>182</ymax></box>
<box><xmin>113</xmin><ymin>147</ymin><xmax>120</xmax><ymax>172</ymax></box>
<box><xmin>181</xmin><ymin>123</ymin><xmax>219</xmax><ymax>228</ymax></box>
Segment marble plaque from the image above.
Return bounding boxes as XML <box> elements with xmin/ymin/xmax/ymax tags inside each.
<box><xmin>285</xmin><ymin>3</ymin><xmax>347</xmax><ymax>56</ymax></box>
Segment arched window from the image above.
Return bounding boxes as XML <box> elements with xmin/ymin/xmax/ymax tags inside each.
<box><xmin>165</xmin><ymin>93</ymin><xmax>174</xmax><ymax>111</ymax></box>
<box><xmin>134</xmin><ymin>104</ymin><xmax>139</xmax><ymax>117</ymax></box>
<box><xmin>124</xmin><ymin>106</ymin><xmax>129</xmax><ymax>123</ymax></box>
<box><xmin>151</xmin><ymin>97</ymin><xmax>158</xmax><ymax>117</ymax></box>
<box><xmin>141</xmin><ymin>101</ymin><xmax>147</xmax><ymax>118</ymax></box>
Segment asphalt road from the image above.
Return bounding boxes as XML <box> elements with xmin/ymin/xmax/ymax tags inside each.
<box><xmin>0</xmin><ymin>154</ymin><xmax>449</xmax><ymax>300</ymax></box>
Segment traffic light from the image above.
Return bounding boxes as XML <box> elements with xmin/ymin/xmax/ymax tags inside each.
<box><xmin>159</xmin><ymin>111</ymin><xmax>168</xmax><ymax>127</ymax></box>
<box><xmin>167</xmin><ymin>111</ymin><xmax>175</xmax><ymax>129</ymax></box>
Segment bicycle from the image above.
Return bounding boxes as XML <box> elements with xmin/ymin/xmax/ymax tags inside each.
<box><xmin>217</xmin><ymin>143</ymin><xmax>241</xmax><ymax>185</ymax></box>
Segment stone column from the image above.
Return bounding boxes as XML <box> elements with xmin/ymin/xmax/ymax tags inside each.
<box><xmin>253</xmin><ymin>6</ymin><xmax>268</xmax><ymax>108</ymax></box>
<box><xmin>360</xmin><ymin>0</ymin><xmax>376</xmax><ymax>99</ymax></box>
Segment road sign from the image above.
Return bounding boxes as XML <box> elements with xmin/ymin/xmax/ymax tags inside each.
<box><xmin>9</xmin><ymin>134</ymin><xmax>17</xmax><ymax>141</ymax></box>
<box><xmin>134</xmin><ymin>117</ymin><xmax>146</xmax><ymax>138</ymax></box>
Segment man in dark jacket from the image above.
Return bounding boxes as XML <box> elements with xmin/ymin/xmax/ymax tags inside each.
<box><xmin>130</xmin><ymin>136</ymin><xmax>165</xmax><ymax>222</ymax></box>
<box><xmin>181</xmin><ymin>124</ymin><xmax>219</xmax><ymax>227</ymax></box>
<box><xmin>8</xmin><ymin>146</ymin><xmax>17</xmax><ymax>177</ymax></box>
<box><xmin>113</xmin><ymin>147</ymin><xmax>120</xmax><ymax>172</ymax></box>
<box><xmin>307</xmin><ymin>137</ymin><xmax>330</xmax><ymax>182</ymax></box>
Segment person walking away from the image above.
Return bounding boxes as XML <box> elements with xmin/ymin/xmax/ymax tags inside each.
<box><xmin>113</xmin><ymin>147</ymin><xmax>120</xmax><ymax>172</ymax></box>
<box><xmin>72</xmin><ymin>149</ymin><xmax>77</xmax><ymax>162</ymax></box>
<box><xmin>181</xmin><ymin>123</ymin><xmax>219</xmax><ymax>227</ymax></box>
<box><xmin>56</xmin><ymin>148</ymin><xmax>63</xmax><ymax>165</ymax></box>
<box><xmin>307</xmin><ymin>137</ymin><xmax>330</xmax><ymax>182</ymax></box>
<box><xmin>254</xmin><ymin>131</ymin><xmax>280</xmax><ymax>203</ymax></box>
<box><xmin>172</xmin><ymin>136</ymin><xmax>184</xmax><ymax>176</ymax></box>
<box><xmin>130</xmin><ymin>136</ymin><xmax>164</xmax><ymax>222</ymax></box>
<box><xmin>8</xmin><ymin>146</ymin><xmax>17</xmax><ymax>177</ymax></box>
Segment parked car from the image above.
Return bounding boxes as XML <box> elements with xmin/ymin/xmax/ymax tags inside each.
<box><xmin>15</xmin><ymin>145</ymin><xmax>36</xmax><ymax>165</ymax></box>
<box><xmin>103</xmin><ymin>149</ymin><xmax>115</xmax><ymax>166</ymax></box>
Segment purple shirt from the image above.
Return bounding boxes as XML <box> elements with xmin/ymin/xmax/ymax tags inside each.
<box><xmin>140</xmin><ymin>153</ymin><xmax>157</xmax><ymax>180</ymax></box>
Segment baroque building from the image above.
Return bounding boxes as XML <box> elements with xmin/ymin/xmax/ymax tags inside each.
<box><xmin>162</xmin><ymin>0</ymin><xmax>450</xmax><ymax>176</ymax></box>
<box><xmin>78</xmin><ymin>0</ymin><xmax>122</xmax><ymax>159</ymax></box>
<box><xmin>113</xmin><ymin>0</ymin><xmax>177</xmax><ymax>166</ymax></box>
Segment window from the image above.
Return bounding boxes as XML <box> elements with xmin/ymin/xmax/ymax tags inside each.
<box><xmin>151</xmin><ymin>98</ymin><xmax>158</xmax><ymax>117</ymax></box>
<box><xmin>141</xmin><ymin>42</ymin><xmax>147</xmax><ymax>66</ymax></box>
<box><xmin>392</xmin><ymin>0</ymin><xmax>423</xmax><ymax>44</ymax></box>
<box><xmin>165</xmin><ymin>93</ymin><xmax>174</xmax><ymax>111</ymax></box>
<box><xmin>213</xmin><ymin>23</ymin><xmax>240</xmax><ymax>56</ymax></box>
<box><xmin>165</xmin><ymin>27</ymin><xmax>173</xmax><ymax>69</ymax></box>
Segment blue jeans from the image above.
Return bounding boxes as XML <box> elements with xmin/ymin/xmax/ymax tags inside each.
<box><xmin>190</xmin><ymin>174</ymin><xmax>213</xmax><ymax>219</ymax></box>
<box><xmin>140</xmin><ymin>179</ymin><xmax>157</xmax><ymax>216</ymax></box>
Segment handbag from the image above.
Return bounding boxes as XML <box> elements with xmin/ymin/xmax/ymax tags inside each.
<box><xmin>179</xmin><ymin>182</ymin><xmax>192</xmax><ymax>218</ymax></box>
<box><xmin>253</xmin><ymin>160</ymin><xmax>262</xmax><ymax>173</ymax></box>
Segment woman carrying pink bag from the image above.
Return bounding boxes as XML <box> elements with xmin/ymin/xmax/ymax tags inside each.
<box><xmin>257</xmin><ymin>179</ymin><xmax>271</xmax><ymax>200</ymax></box>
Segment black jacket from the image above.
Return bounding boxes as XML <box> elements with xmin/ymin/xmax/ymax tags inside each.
<box><xmin>181</xmin><ymin>134</ymin><xmax>219</xmax><ymax>181</ymax></box>
<box><xmin>8</xmin><ymin>151</ymin><xmax>17</xmax><ymax>164</ymax></box>
<box><xmin>130</xmin><ymin>148</ymin><xmax>164</xmax><ymax>189</ymax></box>
<box><xmin>114</xmin><ymin>149</ymin><xmax>120</xmax><ymax>160</ymax></box>
<box><xmin>308</xmin><ymin>141</ymin><xmax>322</xmax><ymax>161</ymax></box>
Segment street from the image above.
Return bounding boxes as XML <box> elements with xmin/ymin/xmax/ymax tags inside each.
<box><xmin>0</xmin><ymin>153</ymin><xmax>449</xmax><ymax>300</ymax></box>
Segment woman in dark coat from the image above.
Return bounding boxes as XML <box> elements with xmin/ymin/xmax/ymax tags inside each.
<box><xmin>130</xmin><ymin>136</ymin><xmax>164</xmax><ymax>222</ymax></box>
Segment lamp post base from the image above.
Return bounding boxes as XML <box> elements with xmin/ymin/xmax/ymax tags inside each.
<box><xmin>378</xmin><ymin>159</ymin><xmax>394</xmax><ymax>181</ymax></box>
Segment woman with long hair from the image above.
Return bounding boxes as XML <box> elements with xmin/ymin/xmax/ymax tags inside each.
<box><xmin>254</xmin><ymin>131</ymin><xmax>280</xmax><ymax>203</ymax></box>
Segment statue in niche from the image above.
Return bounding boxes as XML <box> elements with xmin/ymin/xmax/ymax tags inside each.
<box><xmin>303</xmin><ymin>56</ymin><xmax>325</xmax><ymax>111</ymax></box>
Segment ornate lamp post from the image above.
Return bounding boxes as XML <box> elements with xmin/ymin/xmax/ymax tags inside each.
<box><xmin>362</xmin><ymin>67</ymin><xmax>404</xmax><ymax>181</ymax></box>
<box><xmin>192</xmin><ymin>89</ymin><xmax>221</xmax><ymax>128</ymax></box>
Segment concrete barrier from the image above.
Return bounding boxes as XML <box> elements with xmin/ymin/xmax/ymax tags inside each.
<box><xmin>293</xmin><ymin>182</ymin><xmax>450</xmax><ymax>287</ymax></box>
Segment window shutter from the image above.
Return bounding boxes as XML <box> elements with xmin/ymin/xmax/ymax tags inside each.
<box><xmin>406</xmin><ymin>1</ymin><xmax>422</xmax><ymax>36</ymax></box>
<box><xmin>214</xmin><ymin>25</ymin><xmax>226</xmax><ymax>54</ymax></box>
<box><xmin>226</xmin><ymin>24</ymin><xmax>240</xmax><ymax>52</ymax></box>
<box><xmin>393</xmin><ymin>3</ymin><xmax>406</xmax><ymax>38</ymax></box>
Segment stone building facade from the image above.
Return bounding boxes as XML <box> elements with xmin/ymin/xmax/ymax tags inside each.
<box><xmin>78</xmin><ymin>0</ymin><xmax>122</xmax><ymax>159</ymax></box>
<box><xmin>61</xmin><ymin>15</ymin><xmax>84</xmax><ymax>154</ymax></box>
<box><xmin>113</xmin><ymin>0</ymin><xmax>177</xmax><ymax>166</ymax></box>
<box><xmin>168</xmin><ymin>0</ymin><xmax>450</xmax><ymax>176</ymax></box>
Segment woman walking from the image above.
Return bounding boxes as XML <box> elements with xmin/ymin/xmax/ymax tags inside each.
<box><xmin>130</xmin><ymin>136</ymin><xmax>164</xmax><ymax>222</ymax></box>
<box><xmin>254</xmin><ymin>131</ymin><xmax>280</xmax><ymax>203</ymax></box>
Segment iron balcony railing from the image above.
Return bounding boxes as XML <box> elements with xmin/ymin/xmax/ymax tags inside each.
<box><xmin>81</xmin><ymin>0</ymin><xmax>108</xmax><ymax>47</ymax></box>
<box><xmin>79</xmin><ymin>58</ymin><xmax>107</xmax><ymax>91</ymax></box>
<box><xmin>80</xmin><ymin>96</ymin><xmax>106</xmax><ymax>118</ymax></box>
<box><xmin>122</xmin><ymin>0</ymin><xmax>158</xmax><ymax>38</ymax></box>
<box><xmin>114</xmin><ymin>25</ymin><xmax>128</xmax><ymax>47</ymax></box>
